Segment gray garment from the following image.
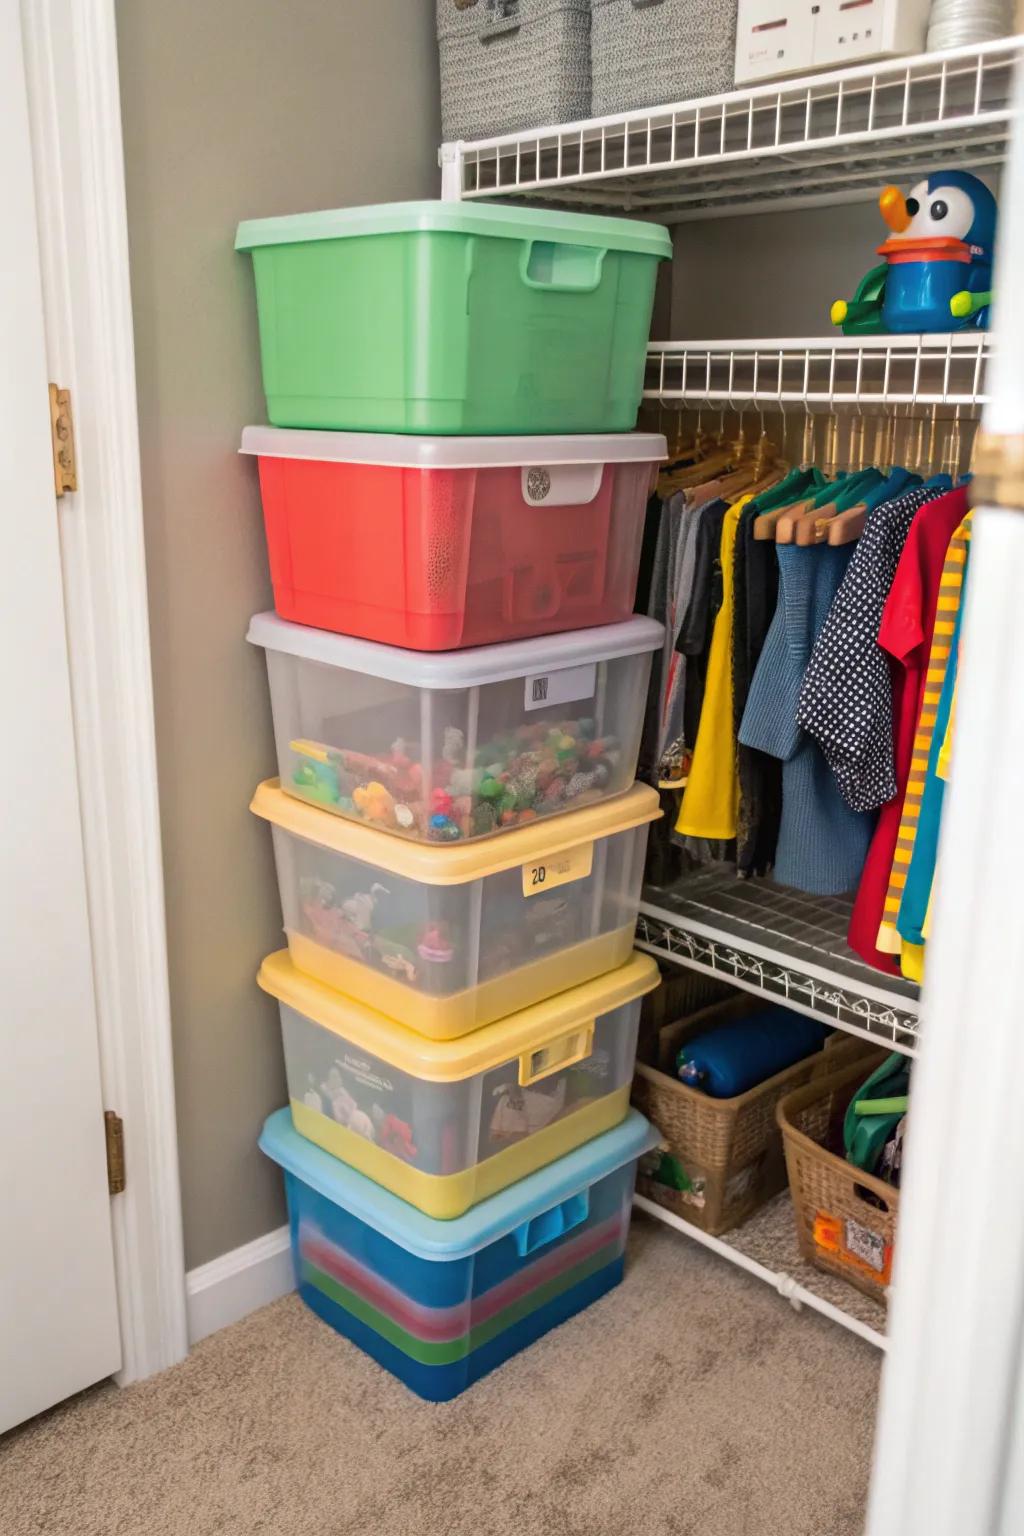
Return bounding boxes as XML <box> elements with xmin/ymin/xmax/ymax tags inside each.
<box><xmin>640</xmin><ymin>491</ymin><xmax>695</xmax><ymax>781</ymax></box>
<box><xmin>656</xmin><ymin>494</ymin><xmax>702</xmax><ymax>767</ymax></box>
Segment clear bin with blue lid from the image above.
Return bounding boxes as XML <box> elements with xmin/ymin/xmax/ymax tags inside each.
<box><xmin>259</xmin><ymin>1105</ymin><xmax>659</xmax><ymax>1400</ymax></box>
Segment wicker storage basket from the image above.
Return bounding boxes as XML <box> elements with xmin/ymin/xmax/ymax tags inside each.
<box><xmin>777</xmin><ymin>1051</ymin><xmax>900</xmax><ymax>1304</ymax></box>
<box><xmin>635</xmin><ymin>963</ymin><xmax>737</xmax><ymax>1063</ymax></box>
<box><xmin>590</xmin><ymin>0</ymin><xmax>737</xmax><ymax>118</ymax></box>
<box><xmin>437</xmin><ymin>0</ymin><xmax>591</xmax><ymax>144</ymax></box>
<box><xmin>632</xmin><ymin>996</ymin><xmax>871</xmax><ymax>1236</ymax></box>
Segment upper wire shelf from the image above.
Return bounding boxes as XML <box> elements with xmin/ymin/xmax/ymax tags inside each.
<box><xmin>645</xmin><ymin>333</ymin><xmax>991</xmax><ymax>411</ymax></box>
<box><xmin>440</xmin><ymin>38</ymin><xmax>1021</xmax><ymax>221</ymax></box>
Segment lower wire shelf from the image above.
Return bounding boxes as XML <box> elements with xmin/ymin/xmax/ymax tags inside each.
<box><xmin>634</xmin><ymin>1188</ymin><xmax>888</xmax><ymax>1351</ymax></box>
<box><xmin>637</xmin><ymin>866</ymin><xmax>921</xmax><ymax>1055</ymax></box>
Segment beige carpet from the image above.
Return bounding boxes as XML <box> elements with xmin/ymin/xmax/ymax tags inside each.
<box><xmin>0</xmin><ymin>1216</ymin><xmax>880</xmax><ymax>1536</ymax></box>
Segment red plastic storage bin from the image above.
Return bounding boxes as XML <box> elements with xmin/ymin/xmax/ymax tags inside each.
<box><xmin>241</xmin><ymin>428</ymin><xmax>666</xmax><ymax>651</ymax></box>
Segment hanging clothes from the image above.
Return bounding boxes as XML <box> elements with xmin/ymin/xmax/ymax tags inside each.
<box><xmin>795</xmin><ymin>482</ymin><xmax>941</xmax><ymax>812</ymax></box>
<box><xmin>656</xmin><ymin>497</ymin><xmax>703</xmax><ymax>771</ymax></box>
<box><xmin>896</xmin><ymin>543</ymin><xmax>968</xmax><ymax>982</ymax></box>
<box><xmin>638</xmin><ymin>491</ymin><xmax>693</xmax><ymax>782</ymax></box>
<box><xmin>635</xmin><ymin>490</ymin><xmax>666</xmax><ymax>619</ymax></box>
<box><xmin>732</xmin><ymin>493</ymin><xmax>783</xmax><ymax>876</ymax></box>
<box><xmin>677</xmin><ymin>499</ymin><xmax>729</xmax><ymax>754</ymax></box>
<box><xmin>675</xmin><ymin>499</ymin><xmax>748</xmax><ymax>840</ymax></box>
<box><xmin>937</xmin><ymin>679</ymin><xmax>958</xmax><ymax>781</ymax></box>
<box><xmin>878</xmin><ymin>512</ymin><xmax>973</xmax><ymax>956</ymax></box>
<box><xmin>846</xmin><ymin>484</ymin><xmax>969</xmax><ymax>972</ymax></box>
<box><xmin>739</xmin><ymin>542</ymin><xmax>875</xmax><ymax>896</ymax></box>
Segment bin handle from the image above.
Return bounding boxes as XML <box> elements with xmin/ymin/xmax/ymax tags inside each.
<box><xmin>629</xmin><ymin>0</ymin><xmax>666</xmax><ymax>7</ymax></box>
<box><xmin>520</xmin><ymin>240</ymin><xmax>607</xmax><ymax>293</ymax></box>
<box><xmin>519</xmin><ymin>1019</ymin><xmax>595</xmax><ymax>1087</ymax></box>
<box><xmin>480</xmin><ymin>0</ymin><xmax>520</xmax><ymax>39</ymax></box>
<box><xmin>511</xmin><ymin>1189</ymin><xmax>590</xmax><ymax>1257</ymax></box>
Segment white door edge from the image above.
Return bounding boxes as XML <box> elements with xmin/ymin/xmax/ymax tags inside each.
<box><xmin>21</xmin><ymin>0</ymin><xmax>188</xmax><ymax>1383</ymax></box>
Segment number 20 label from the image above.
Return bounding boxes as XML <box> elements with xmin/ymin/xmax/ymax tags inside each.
<box><xmin>521</xmin><ymin>841</ymin><xmax>594</xmax><ymax>898</ymax></box>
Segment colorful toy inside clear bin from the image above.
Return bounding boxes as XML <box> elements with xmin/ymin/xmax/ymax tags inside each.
<box><xmin>251</xmin><ymin>779</ymin><xmax>660</xmax><ymax>1040</ymax></box>
<box><xmin>259</xmin><ymin>1105</ymin><xmax>659</xmax><ymax>1400</ymax></box>
<box><xmin>248</xmin><ymin>613</ymin><xmax>663</xmax><ymax>844</ymax></box>
<box><xmin>259</xmin><ymin>948</ymin><xmax>658</xmax><ymax>1217</ymax></box>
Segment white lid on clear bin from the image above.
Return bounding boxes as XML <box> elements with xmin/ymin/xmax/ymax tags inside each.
<box><xmin>240</xmin><ymin>425</ymin><xmax>667</xmax><ymax>469</ymax></box>
<box><xmin>246</xmin><ymin>613</ymin><xmax>664</xmax><ymax>688</ymax></box>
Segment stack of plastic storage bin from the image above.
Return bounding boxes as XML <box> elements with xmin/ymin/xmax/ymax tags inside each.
<box><xmin>237</xmin><ymin>200</ymin><xmax>672</xmax><ymax>1400</ymax></box>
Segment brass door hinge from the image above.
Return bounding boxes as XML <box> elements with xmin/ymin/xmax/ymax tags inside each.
<box><xmin>49</xmin><ymin>383</ymin><xmax>77</xmax><ymax>496</ymax></box>
<box><xmin>104</xmin><ymin>1111</ymin><xmax>126</xmax><ymax>1195</ymax></box>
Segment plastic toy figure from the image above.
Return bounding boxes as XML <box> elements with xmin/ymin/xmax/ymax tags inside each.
<box><xmin>831</xmin><ymin>171</ymin><xmax>997</xmax><ymax>335</ymax></box>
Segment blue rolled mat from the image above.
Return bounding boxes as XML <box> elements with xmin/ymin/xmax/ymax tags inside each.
<box><xmin>677</xmin><ymin>1008</ymin><xmax>830</xmax><ymax>1098</ymax></box>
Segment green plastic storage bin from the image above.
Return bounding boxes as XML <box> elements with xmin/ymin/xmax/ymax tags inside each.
<box><xmin>235</xmin><ymin>201</ymin><xmax>671</xmax><ymax>435</ymax></box>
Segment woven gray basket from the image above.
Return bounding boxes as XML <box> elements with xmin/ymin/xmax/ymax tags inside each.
<box><xmin>437</xmin><ymin>0</ymin><xmax>591</xmax><ymax>143</ymax></box>
<box><xmin>591</xmin><ymin>0</ymin><xmax>737</xmax><ymax>116</ymax></box>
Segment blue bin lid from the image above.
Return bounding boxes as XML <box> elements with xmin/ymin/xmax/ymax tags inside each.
<box><xmin>259</xmin><ymin>1107</ymin><xmax>659</xmax><ymax>1262</ymax></box>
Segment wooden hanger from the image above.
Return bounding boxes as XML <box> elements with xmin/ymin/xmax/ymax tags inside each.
<box><xmin>720</xmin><ymin>431</ymin><xmax>786</xmax><ymax>503</ymax></box>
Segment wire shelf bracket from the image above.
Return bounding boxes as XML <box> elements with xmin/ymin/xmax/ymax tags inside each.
<box><xmin>440</xmin><ymin>38</ymin><xmax>1021</xmax><ymax>221</ymax></box>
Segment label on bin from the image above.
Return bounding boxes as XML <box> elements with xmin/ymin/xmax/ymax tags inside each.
<box><xmin>844</xmin><ymin>1217</ymin><xmax>887</xmax><ymax>1275</ymax></box>
<box><xmin>524</xmin><ymin>662</ymin><xmax>597</xmax><ymax>712</ymax></box>
<box><xmin>522</xmin><ymin>840</ymin><xmax>593</xmax><ymax>897</ymax></box>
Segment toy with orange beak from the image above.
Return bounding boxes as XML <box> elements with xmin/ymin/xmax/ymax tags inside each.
<box><xmin>831</xmin><ymin>171</ymin><xmax>996</xmax><ymax>335</ymax></box>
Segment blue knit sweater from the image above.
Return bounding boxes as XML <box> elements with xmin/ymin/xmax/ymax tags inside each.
<box><xmin>739</xmin><ymin>543</ymin><xmax>876</xmax><ymax>896</ymax></box>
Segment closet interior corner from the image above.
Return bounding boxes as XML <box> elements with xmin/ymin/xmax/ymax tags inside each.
<box><xmin>441</xmin><ymin>34</ymin><xmax>1019</xmax><ymax>1352</ymax></box>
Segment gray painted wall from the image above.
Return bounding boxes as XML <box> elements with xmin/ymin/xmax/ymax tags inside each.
<box><xmin>117</xmin><ymin>0</ymin><xmax>441</xmax><ymax>1268</ymax></box>
<box><xmin>670</xmin><ymin>204</ymin><xmax>883</xmax><ymax>339</ymax></box>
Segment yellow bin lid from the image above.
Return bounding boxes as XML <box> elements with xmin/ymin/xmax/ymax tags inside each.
<box><xmin>258</xmin><ymin>949</ymin><xmax>659</xmax><ymax>1083</ymax></box>
<box><xmin>250</xmin><ymin>779</ymin><xmax>661</xmax><ymax>886</ymax></box>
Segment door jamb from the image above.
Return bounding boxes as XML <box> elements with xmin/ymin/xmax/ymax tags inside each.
<box><xmin>21</xmin><ymin>0</ymin><xmax>188</xmax><ymax>1382</ymax></box>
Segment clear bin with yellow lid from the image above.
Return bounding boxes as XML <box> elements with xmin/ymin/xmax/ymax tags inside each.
<box><xmin>259</xmin><ymin>948</ymin><xmax>659</xmax><ymax>1218</ymax></box>
<box><xmin>252</xmin><ymin>779</ymin><xmax>660</xmax><ymax>1040</ymax></box>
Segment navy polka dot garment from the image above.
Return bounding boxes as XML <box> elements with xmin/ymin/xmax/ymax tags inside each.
<box><xmin>795</xmin><ymin>484</ymin><xmax>942</xmax><ymax>813</ymax></box>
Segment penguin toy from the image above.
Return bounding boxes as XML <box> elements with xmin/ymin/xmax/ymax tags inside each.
<box><xmin>831</xmin><ymin>171</ymin><xmax>997</xmax><ymax>335</ymax></box>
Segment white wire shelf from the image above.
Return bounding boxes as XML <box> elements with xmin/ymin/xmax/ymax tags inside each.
<box><xmin>637</xmin><ymin>867</ymin><xmax>920</xmax><ymax>1055</ymax></box>
<box><xmin>645</xmin><ymin>333</ymin><xmax>991</xmax><ymax>411</ymax></box>
<box><xmin>440</xmin><ymin>38</ymin><xmax>1020</xmax><ymax>221</ymax></box>
<box><xmin>634</xmin><ymin>1191</ymin><xmax>887</xmax><ymax>1350</ymax></box>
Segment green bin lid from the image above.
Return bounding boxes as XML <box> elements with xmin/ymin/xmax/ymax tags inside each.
<box><xmin>235</xmin><ymin>198</ymin><xmax>672</xmax><ymax>259</ymax></box>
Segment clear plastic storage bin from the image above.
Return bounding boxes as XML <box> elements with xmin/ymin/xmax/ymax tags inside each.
<box><xmin>247</xmin><ymin>613</ymin><xmax>662</xmax><ymax>843</ymax></box>
<box><xmin>251</xmin><ymin>779</ymin><xmax>659</xmax><ymax>1039</ymax></box>
<box><xmin>259</xmin><ymin>948</ymin><xmax>657</xmax><ymax>1217</ymax></box>
<box><xmin>241</xmin><ymin>428</ymin><xmax>665</xmax><ymax>651</ymax></box>
<box><xmin>234</xmin><ymin>201</ymin><xmax>671</xmax><ymax>435</ymax></box>
<box><xmin>260</xmin><ymin>1105</ymin><xmax>658</xmax><ymax>1399</ymax></box>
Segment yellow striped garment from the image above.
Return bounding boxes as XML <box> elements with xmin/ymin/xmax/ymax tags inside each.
<box><xmin>876</xmin><ymin>512</ymin><xmax>972</xmax><ymax>955</ymax></box>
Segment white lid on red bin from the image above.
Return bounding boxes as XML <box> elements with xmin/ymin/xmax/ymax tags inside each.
<box><xmin>240</xmin><ymin>425</ymin><xmax>667</xmax><ymax>469</ymax></box>
<box><xmin>246</xmin><ymin>612</ymin><xmax>664</xmax><ymax>688</ymax></box>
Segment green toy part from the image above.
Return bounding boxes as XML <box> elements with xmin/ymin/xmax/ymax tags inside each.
<box><xmin>830</xmin><ymin>263</ymin><xmax>888</xmax><ymax>336</ymax></box>
<box><xmin>843</xmin><ymin>1054</ymin><xmax>911</xmax><ymax>1176</ymax></box>
<box><xmin>951</xmin><ymin>288</ymin><xmax>992</xmax><ymax>320</ymax></box>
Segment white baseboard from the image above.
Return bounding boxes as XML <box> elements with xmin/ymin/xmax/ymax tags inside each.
<box><xmin>185</xmin><ymin>1225</ymin><xmax>295</xmax><ymax>1345</ymax></box>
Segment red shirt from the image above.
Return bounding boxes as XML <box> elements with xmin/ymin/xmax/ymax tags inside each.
<box><xmin>847</xmin><ymin>484</ymin><xmax>969</xmax><ymax>973</ymax></box>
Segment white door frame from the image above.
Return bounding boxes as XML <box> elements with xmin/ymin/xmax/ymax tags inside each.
<box><xmin>20</xmin><ymin>0</ymin><xmax>188</xmax><ymax>1383</ymax></box>
<box><xmin>866</xmin><ymin>53</ymin><xmax>1024</xmax><ymax>1535</ymax></box>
